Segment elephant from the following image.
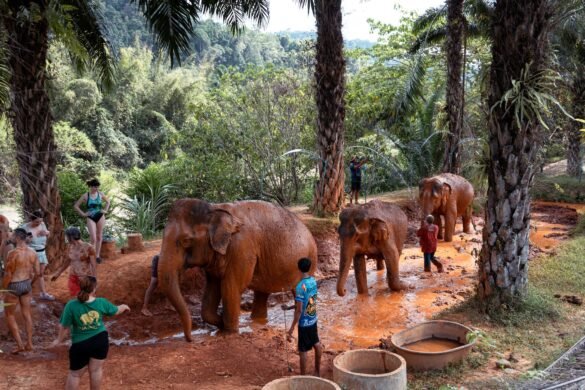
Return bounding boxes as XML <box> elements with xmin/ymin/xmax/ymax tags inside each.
<box><xmin>337</xmin><ymin>200</ymin><xmax>408</xmax><ymax>296</ymax></box>
<box><xmin>418</xmin><ymin>173</ymin><xmax>474</xmax><ymax>242</ymax></box>
<box><xmin>158</xmin><ymin>199</ymin><xmax>318</xmax><ymax>341</ymax></box>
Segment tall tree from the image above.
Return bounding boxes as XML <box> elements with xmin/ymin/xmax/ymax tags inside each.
<box><xmin>477</xmin><ymin>0</ymin><xmax>553</xmax><ymax>307</ymax></box>
<box><xmin>297</xmin><ymin>0</ymin><xmax>346</xmax><ymax>214</ymax></box>
<box><xmin>554</xmin><ymin>11</ymin><xmax>585</xmax><ymax>177</ymax></box>
<box><xmin>0</xmin><ymin>0</ymin><xmax>269</xmax><ymax>268</ymax></box>
<box><xmin>442</xmin><ymin>0</ymin><xmax>465</xmax><ymax>174</ymax></box>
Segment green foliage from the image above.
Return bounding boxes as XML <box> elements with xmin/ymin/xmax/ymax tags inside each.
<box><xmin>531</xmin><ymin>175</ymin><xmax>585</xmax><ymax>203</ymax></box>
<box><xmin>54</xmin><ymin>121</ymin><xmax>101</xmax><ymax>177</ymax></box>
<box><xmin>57</xmin><ymin>170</ymin><xmax>88</xmax><ymax>230</ymax></box>
<box><xmin>117</xmin><ymin>184</ymin><xmax>173</xmax><ymax>239</ymax></box>
<box><xmin>126</xmin><ymin>163</ymin><xmax>174</xmax><ymax>199</ymax></box>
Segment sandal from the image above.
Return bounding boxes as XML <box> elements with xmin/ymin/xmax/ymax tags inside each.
<box><xmin>96</xmin><ymin>257</ymin><xmax>102</xmax><ymax>264</ymax></box>
<box><xmin>40</xmin><ymin>293</ymin><xmax>55</xmax><ymax>301</ymax></box>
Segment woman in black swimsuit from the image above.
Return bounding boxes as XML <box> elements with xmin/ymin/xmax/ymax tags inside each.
<box><xmin>74</xmin><ymin>179</ymin><xmax>110</xmax><ymax>264</ymax></box>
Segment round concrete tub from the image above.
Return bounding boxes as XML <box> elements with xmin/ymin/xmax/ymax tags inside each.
<box><xmin>333</xmin><ymin>349</ymin><xmax>407</xmax><ymax>390</ymax></box>
<box><xmin>391</xmin><ymin>320</ymin><xmax>475</xmax><ymax>371</ymax></box>
<box><xmin>263</xmin><ymin>376</ymin><xmax>340</xmax><ymax>390</ymax></box>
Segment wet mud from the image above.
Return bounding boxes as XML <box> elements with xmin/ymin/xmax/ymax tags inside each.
<box><xmin>0</xmin><ymin>200</ymin><xmax>580</xmax><ymax>389</ymax></box>
<box><xmin>403</xmin><ymin>338</ymin><xmax>463</xmax><ymax>352</ymax></box>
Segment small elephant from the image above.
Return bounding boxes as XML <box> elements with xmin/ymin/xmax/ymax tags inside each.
<box><xmin>419</xmin><ymin>173</ymin><xmax>474</xmax><ymax>242</ymax></box>
<box><xmin>158</xmin><ymin>199</ymin><xmax>318</xmax><ymax>341</ymax></box>
<box><xmin>337</xmin><ymin>200</ymin><xmax>408</xmax><ymax>296</ymax></box>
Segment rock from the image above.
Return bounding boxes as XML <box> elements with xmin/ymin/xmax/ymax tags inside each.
<box><xmin>504</xmin><ymin>368</ymin><xmax>516</xmax><ymax>375</ymax></box>
<box><xmin>561</xmin><ymin>295</ymin><xmax>583</xmax><ymax>305</ymax></box>
<box><xmin>496</xmin><ymin>359</ymin><xmax>513</xmax><ymax>369</ymax></box>
<box><xmin>508</xmin><ymin>353</ymin><xmax>519</xmax><ymax>363</ymax></box>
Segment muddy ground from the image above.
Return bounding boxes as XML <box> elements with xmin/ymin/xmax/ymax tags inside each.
<box><xmin>0</xmin><ymin>201</ymin><xmax>581</xmax><ymax>389</ymax></box>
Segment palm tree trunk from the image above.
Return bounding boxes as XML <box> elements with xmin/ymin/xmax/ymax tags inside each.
<box><xmin>566</xmin><ymin>78</ymin><xmax>585</xmax><ymax>177</ymax></box>
<box><xmin>442</xmin><ymin>0</ymin><xmax>465</xmax><ymax>174</ymax></box>
<box><xmin>477</xmin><ymin>0</ymin><xmax>552</xmax><ymax>308</ymax></box>
<box><xmin>313</xmin><ymin>0</ymin><xmax>346</xmax><ymax>215</ymax></box>
<box><xmin>4</xmin><ymin>2</ymin><xmax>66</xmax><ymax>270</ymax></box>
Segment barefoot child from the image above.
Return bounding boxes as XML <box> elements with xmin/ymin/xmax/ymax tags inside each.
<box><xmin>2</xmin><ymin>228</ymin><xmax>39</xmax><ymax>353</ymax></box>
<box><xmin>417</xmin><ymin>215</ymin><xmax>443</xmax><ymax>273</ymax></box>
<box><xmin>282</xmin><ymin>258</ymin><xmax>322</xmax><ymax>376</ymax></box>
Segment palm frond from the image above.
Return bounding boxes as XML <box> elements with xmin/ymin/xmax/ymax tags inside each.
<box><xmin>464</xmin><ymin>0</ymin><xmax>493</xmax><ymax>33</ymax></box>
<box><xmin>411</xmin><ymin>6</ymin><xmax>446</xmax><ymax>35</ymax></box>
<box><xmin>201</xmin><ymin>0</ymin><xmax>270</xmax><ymax>33</ymax></box>
<box><xmin>0</xmin><ymin>25</ymin><xmax>9</xmax><ymax>111</ymax></box>
<box><xmin>131</xmin><ymin>0</ymin><xmax>197</xmax><ymax>66</ymax></box>
<box><xmin>391</xmin><ymin>55</ymin><xmax>427</xmax><ymax>120</ymax></box>
<box><xmin>409</xmin><ymin>26</ymin><xmax>447</xmax><ymax>54</ymax></box>
<box><xmin>294</xmin><ymin>0</ymin><xmax>315</xmax><ymax>15</ymax></box>
<box><xmin>48</xmin><ymin>1</ymin><xmax>116</xmax><ymax>90</ymax></box>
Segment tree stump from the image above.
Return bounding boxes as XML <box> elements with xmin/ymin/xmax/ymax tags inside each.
<box><xmin>126</xmin><ymin>233</ymin><xmax>145</xmax><ymax>252</ymax></box>
<box><xmin>101</xmin><ymin>240</ymin><xmax>117</xmax><ymax>260</ymax></box>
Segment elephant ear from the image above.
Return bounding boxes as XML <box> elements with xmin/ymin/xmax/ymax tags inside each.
<box><xmin>208</xmin><ymin>209</ymin><xmax>242</xmax><ymax>255</ymax></box>
<box><xmin>441</xmin><ymin>183</ymin><xmax>452</xmax><ymax>206</ymax></box>
<box><xmin>370</xmin><ymin>218</ymin><xmax>389</xmax><ymax>242</ymax></box>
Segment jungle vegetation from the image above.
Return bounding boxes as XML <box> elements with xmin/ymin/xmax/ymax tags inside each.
<box><xmin>0</xmin><ymin>0</ymin><xmax>584</xmax><ymax>308</ymax></box>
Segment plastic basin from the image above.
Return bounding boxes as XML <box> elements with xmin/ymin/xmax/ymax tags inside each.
<box><xmin>263</xmin><ymin>375</ymin><xmax>340</xmax><ymax>390</ymax></box>
<box><xmin>333</xmin><ymin>349</ymin><xmax>407</xmax><ymax>390</ymax></box>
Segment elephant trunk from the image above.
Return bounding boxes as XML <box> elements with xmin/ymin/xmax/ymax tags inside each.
<box><xmin>159</xmin><ymin>232</ymin><xmax>193</xmax><ymax>342</ymax></box>
<box><xmin>337</xmin><ymin>243</ymin><xmax>353</xmax><ymax>296</ymax></box>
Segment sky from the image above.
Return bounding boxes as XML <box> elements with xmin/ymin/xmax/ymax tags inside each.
<box><xmin>260</xmin><ymin>0</ymin><xmax>446</xmax><ymax>41</ymax></box>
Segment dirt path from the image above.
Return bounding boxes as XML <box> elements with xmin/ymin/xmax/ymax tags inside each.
<box><xmin>0</xmin><ymin>201</ymin><xmax>580</xmax><ymax>389</ymax></box>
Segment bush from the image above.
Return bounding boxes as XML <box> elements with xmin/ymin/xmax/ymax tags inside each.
<box><xmin>57</xmin><ymin>171</ymin><xmax>87</xmax><ymax>230</ymax></box>
<box><xmin>126</xmin><ymin>163</ymin><xmax>173</xmax><ymax>199</ymax></box>
<box><xmin>531</xmin><ymin>175</ymin><xmax>585</xmax><ymax>203</ymax></box>
<box><xmin>117</xmin><ymin>184</ymin><xmax>173</xmax><ymax>239</ymax></box>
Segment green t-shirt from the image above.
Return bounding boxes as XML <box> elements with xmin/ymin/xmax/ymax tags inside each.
<box><xmin>60</xmin><ymin>298</ymin><xmax>118</xmax><ymax>344</ymax></box>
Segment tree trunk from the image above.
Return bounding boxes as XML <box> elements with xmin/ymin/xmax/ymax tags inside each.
<box><xmin>477</xmin><ymin>0</ymin><xmax>552</xmax><ymax>309</ymax></box>
<box><xmin>442</xmin><ymin>0</ymin><xmax>465</xmax><ymax>174</ymax></box>
<box><xmin>4</xmin><ymin>1</ymin><xmax>66</xmax><ymax>271</ymax></box>
<box><xmin>313</xmin><ymin>0</ymin><xmax>346</xmax><ymax>215</ymax></box>
<box><xmin>566</xmin><ymin>78</ymin><xmax>585</xmax><ymax>177</ymax></box>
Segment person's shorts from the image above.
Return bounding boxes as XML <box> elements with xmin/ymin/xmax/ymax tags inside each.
<box><xmin>298</xmin><ymin>323</ymin><xmax>319</xmax><ymax>352</ymax></box>
<box><xmin>351</xmin><ymin>180</ymin><xmax>361</xmax><ymax>191</ymax></box>
<box><xmin>69</xmin><ymin>331</ymin><xmax>109</xmax><ymax>371</ymax></box>
<box><xmin>36</xmin><ymin>250</ymin><xmax>48</xmax><ymax>265</ymax></box>
<box><xmin>68</xmin><ymin>275</ymin><xmax>81</xmax><ymax>297</ymax></box>
<box><xmin>87</xmin><ymin>212</ymin><xmax>104</xmax><ymax>224</ymax></box>
<box><xmin>151</xmin><ymin>255</ymin><xmax>159</xmax><ymax>279</ymax></box>
<box><xmin>7</xmin><ymin>279</ymin><xmax>32</xmax><ymax>297</ymax></box>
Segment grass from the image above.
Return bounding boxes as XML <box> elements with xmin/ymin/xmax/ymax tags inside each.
<box><xmin>407</xmin><ymin>217</ymin><xmax>585</xmax><ymax>389</ymax></box>
<box><xmin>531</xmin><ymin>175</ymin><xmax>585</xmax><ymax>203</ymax></box>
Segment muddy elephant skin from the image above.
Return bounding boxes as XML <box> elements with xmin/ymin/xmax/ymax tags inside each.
<box><xmin>418</xmin><ymin>173</ymin><xmax>474</xmax><ymax>242</ymax></box>
<box><xmin>337</xmin><ymin>200</ymin><xmax>408</xmax><ymax>296</ymax></box>
<box><xmin>159</xmin><ymin>199</ymin><xmax>318</xmax><ymax>341</ymax></box>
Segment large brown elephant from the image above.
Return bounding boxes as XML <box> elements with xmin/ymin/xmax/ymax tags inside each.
<box><xmin>337</xmin><ymin>200</ymin><xmax>408</xmax><ymax>296</ymax></box>
<box><xmin>159</xmin><ymin>199</ymin><xmax>318</xmax><ymax>341</ymax></box>
<box><xmin>418</xmin><ymin>173</ymin><xmax>474</xmax><ymax>242</ymax></box>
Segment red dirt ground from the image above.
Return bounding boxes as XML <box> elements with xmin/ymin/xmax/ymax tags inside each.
<box><xmin>0</xmin><ymin>201</ymin><xmax>580</xmax><ymax>389</ymax></box>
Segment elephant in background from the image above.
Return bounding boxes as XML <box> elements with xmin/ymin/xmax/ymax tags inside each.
<box><xmin>158</xmin><ymin>199</ymin><xmax>318</xmax><ymax>341</ymax></box>
<box><xmin>337</xmin><ymin>200</ymin><xmax>408</xmax><ymax>296</ymax></box>
<box><xmin>419</xmin><ymin>173</ymin><xmax>474</xmax><ymax>242</ymax></box>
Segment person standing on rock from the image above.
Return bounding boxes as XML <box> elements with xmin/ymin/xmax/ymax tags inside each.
<box><xmin>22</xmin><ymin>209</ymin><xmax>55</xmax><ymax>301</ymax></box>
<box><xmin>52</xmin><ymin>276</ymin><xmax>130</xmax><ymax>390</ymax></box>
<box><xmin>51</xmin><ymin>227</ymin><xmax>97</xmax><ymax>296</ymax></box>
<box><xmin>282</xmin><ymin>257</ymin><xmax>322</xmax><ymax>376</ymax></box>
<box><xmin>417</xmin><ymin>215</ymin><xmax>443</xmax><ymax>273</ymax></box>
<box><xmin>3</xmin><ymin>228</ymin><xmax>39</xmax><ymax>353</ymax></box>
<box><xmin>74</xmin><ymin>178</ymin><xmax>110</xmax><ymax>264</ymax></box>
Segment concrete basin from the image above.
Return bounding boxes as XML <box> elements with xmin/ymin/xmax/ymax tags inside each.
<box><xmin>391</xmin><ymin>320</ymin><xmax>475</xmax><ymax>370</ymax></box>
<box><xmin>263</xmin><ymin>375</ymin><xmax>340</xmax><ymax>390</ymax></box>
<box><xmin>333</xmin><ymin>349</ymin><xmax>407</xmax><ymax>390</ymax></box>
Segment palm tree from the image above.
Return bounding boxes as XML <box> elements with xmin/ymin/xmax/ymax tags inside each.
<box><xmin>477</xmin><ymin>0</ymin><xmax>554</xmax><ymax>308</ymax></box>
<box><xmin>297</xmin><ymin>0</ymin><xmax>346</xmax><ymax>214</ymax></box>
<box><xmin>411</xmin><ymin>0</ymin><xmax>493</xmax><ymax>174</ymax></box>
<box><xmin>0</xmin><ymin>0</ymin><xmax>269</xmax><ymax>268</ymax></box>
<box><xmin>553</xmin><ymin>12</ymin><xmax>585</xmax><ymax>177</ymax></box>
<box><xmin>443</xmin><ymin>0</ymin><xmax>465</xmax><ymax>174</ymax></box>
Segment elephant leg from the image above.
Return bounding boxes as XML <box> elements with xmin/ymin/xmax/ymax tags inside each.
<box><xmin>201</xmin><ymin>274</ymin><xmax>223</xmax><ymax>328</ymax></box>
<box><xmin>251</xmin><ymin>291</ymin><xmax>269</xmax><ymax>320</ymax></box>
<box><xmin>354</xmin><ymin>255</ymin><xmax>368</xmax><ymax>295</ymax></box>
<box><xmin>444</xmin><ymin>211</ymin><xmax>456</xmax><ymax>242</ymax></box>
<box><xmin>463</xmin><ymin>206</ymin><xmax>472</xmax><ymax>233</ymax></box>
<box><xmin>382</xmin><ymin>244</ymin><xmax>406</xmax><ymax>291</ymax></box>
<box><xmin>376</xmin><ymin>259</ymin><xmax>385</xmax><ymax>271</ymax></box>
<box><xmin>435</xmin><ymin>213</ymin><xmax>443</xmax><ymax>240</ymax></box>
<box><xmin>221</xmin><ymin>262</ymin><xmax>254</xmax><ymax>333</ymax></box>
